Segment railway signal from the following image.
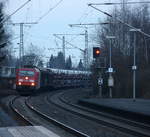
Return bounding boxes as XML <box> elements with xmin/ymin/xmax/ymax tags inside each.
<box><xmin>93</xmin><ymin>47</ymin><xmax>100</xmax><ymax>58</ymax></box>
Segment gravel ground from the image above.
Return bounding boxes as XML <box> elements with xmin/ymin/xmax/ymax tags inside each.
<box><xmin>60</xmin><ymin>88</ymin><xmax>91</xmax><ymax>104</ymax></box>
<box><xmin>29</xmin><ymin>89</ymin><xmax>133</xmax><ymax>137</ymax></box>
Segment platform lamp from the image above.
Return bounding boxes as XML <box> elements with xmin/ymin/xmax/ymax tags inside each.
<box><xmin>106</xmin><ymin>35</ymin><xmax>116</xmax><ymax>98</ymax></box>
<box><xmin>129</xmin><ymin>28</ymin><xmax>141</xmax><ymax>101</ymax></box>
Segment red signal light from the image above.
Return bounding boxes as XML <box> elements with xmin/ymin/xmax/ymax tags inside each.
<box><xmin>96</xmin><ymin>50</ymin><xmax>100</xmax><ymax>54</ymax></box>
<box><xmin>93</xmin><ymin>47</ymin><xmax>100</xmax><ymax>58</ymax></box>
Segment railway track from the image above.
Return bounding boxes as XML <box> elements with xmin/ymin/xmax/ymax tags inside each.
<box><xmin>9</xmin><ymin>96</ymin><xmax>33</xmax><ymax>126</ymax></box>
<box><xmin>27</xmin><ymin>92</ymin><xmax>124</xmax><ymax>137</ymax></box>
<box><xmin>25</xmin><ymin>97</ymin><xmax>90</xmax><ymax>137</ymax></box>
<box><xmin>59</xmin><ymin>93</ymin><xmax>150</xmax><ymax>129</ymax></box>
<box><xmin>9</xmin><ymin>93</ymin><xmax>89</xmax><ymax>137</ymax></box>
<box><xmin>10</xmin><ymin>89</ymin><xmax>150</xmax><ymax>137</ymax></box>
<box><xmin>47</xmin><ymin>91</ymin><xmax>150</xmax><ymax>137</ymax></box>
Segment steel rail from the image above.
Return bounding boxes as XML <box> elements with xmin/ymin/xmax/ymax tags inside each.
<box><xmin>47</xmin><ymin>92</ymin><xmax>150</xmax><ymax>137</ymax></box>
<box><xmin>59</xmin><ymin>92</ymin><xmax>150</xmax><ymax>131</ymax></box>
<box><xmin>25</xmin><ymin>97</ymin><xmax>90</xmax><ymax>137</ymax></box>
<box><xmin>9</xmin><ymin>96</ymin><xmax>33</xmax><ymax>125</ymax></box>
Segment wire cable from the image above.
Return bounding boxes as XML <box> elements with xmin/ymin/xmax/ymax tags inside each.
<box><xmin>89</xmin><ymin>4</ymin><xmax>150</xmax><ymax>38</ymax></box>
<box><xmin>1</xmin><ymin>0</ymin><xmax>31</xmax><ymax>25</ymax></box>
<box><xmin>22</xmin><ymin>0</ymin><xmax>64</xmax><ymax>42</ymax></box>
<box><xmin>0</xmin><ymin>0</ymin><xmax>31</xmax><ymax>39</ymax></box>
<box><xmin>36</xmin><ymin>0</ymin><xmax>64</xmax><ymax>22</ymax></box>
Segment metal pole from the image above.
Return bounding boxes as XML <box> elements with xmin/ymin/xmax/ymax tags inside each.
<box><xmin>122</xmin><ymin>0</ymin><xmax>125</xmax><ymax>53</ymax></box>
<box><xmin>85</xmin><ymin>30</ymin><xmax>88</xmax><ymax>69</ymax></box>
<box><xmin>133</xmin><ymin>32</ymin><xmax>136</xmax><ymax>100</ymax></box>
<box><xmin>109</xmin><ymin>39</ymin><xmax>112</xmax><ymax>98</ymax></box>
<box><xmin>19</xmin><ymin>23</ymin><xmax>23</xmax><ymax>67</ymax></box>
<box><xmin>12</xmin><ymin>22</ymin><xmax>37</xmax><ymax>67</ymax></box>
<box><xmin>62</xmin><ymin>36</ymin><xmax>65</xmax><ymax>61</ymax></box>
<box><xmin>99</xmin><ymin>72</ymin><xmax>102</xmax><ymax>98</ymax></box>
<box><xmin>109</xmin><ymin>39</ymin><xmax>112</xmax><ymax>68</ymax></box>
<box><xmin>22</xmin><ymin>24</ymin><xmax>24</xmax><ymax>57</ymax></box>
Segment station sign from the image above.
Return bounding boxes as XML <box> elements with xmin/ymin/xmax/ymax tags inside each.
<box><xmin>132</xmin><ymin>66</ymin><xmax>137</xmax><ymax>70</ymax></box>
<box><xmin>98</xmin><ymin>77</ymin><xmax>103</xmax><ymax>86</ymax></box>
<box><xmin>108</xmin><ymin>68</ymin><xmax>113</xmax><ymax>73</ymax></box>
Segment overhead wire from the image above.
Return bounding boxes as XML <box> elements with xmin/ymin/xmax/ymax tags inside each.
<box><xmin>36</xmin><ymin>0</ymin><xmax>64</xmax><ymax>23</ymax></box>
<box><xmin>25</xmin><ymin>0</ymin><xmax>32</xmax><ymax>22</ymax></box>
<box><xmin>0</xmin><ymin>0</ymin><xmax>32</xmax><ymax>47</ymax></box>
<box><xmin>54</xmin><ymin>35</ymin><xmax>84</xmax><ymax>52</ymax></box>
<box><xmin>77</xmin><ymin>6</ymin><xmax>89</xmax><ymax>23</ymax></box>
<box><xmin>67</xmin><ymin>7</ymin><xmax>94</xmax><ymax>48</ymax></box>
<box><xmin>24</xmin><ymin>30</ymin><xmax>50</xmax><ymax>41</ymax></box>
<box><xmin>22</xmin><ymin>0</ymin><xmax>64</xmax><ymax>47</ymax></box>
<box><xmin>24</xmin><ymin>1</ymin><xmax>33</xmax><ymax>42</ymax></box>
<box><xmin>54</xmin><ymin>37</ymin><xmax>60</xmax><ymax>48</ymax></box>
<box><xmin>89</xmin><ymin>4</ymin><xmax>150</xmax><ymax>38</ymax></box>
<box><xmin>9</xmin><ymin>0</ymin><xmax>64</xmax><ymax>54</ymax></box>
<box><xmin>1</xmin><ymin>0</ymin><xmax>31</xmax><ymax>25</ymax></box>
<box><xmin>69</xmin><ymin>4</ymin><xmax>99</xmax><ymax>50</ymax></box>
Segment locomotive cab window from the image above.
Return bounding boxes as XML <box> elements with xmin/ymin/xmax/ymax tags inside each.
<box><xmin>19</xmin><ymin>71</ymin><xmax>35</xmax><ymax>76</ymax></box>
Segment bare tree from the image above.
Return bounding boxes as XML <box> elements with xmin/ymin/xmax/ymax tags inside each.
<box><xmin>0</xmin><ymin>2</ymin><xmax>11</xmax><ymax>66</ymax></box>
<box><xmin>23</xmin><ymin>43</ymin><xmax>44</xmax><ymax>67</ymax></box>
<box><xmin>94</xmin><ymin>3</ymin><xmax>150</xmax><ymax>98</ymax></box>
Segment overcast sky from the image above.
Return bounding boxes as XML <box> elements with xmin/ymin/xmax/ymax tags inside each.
<box><xmin>5</xmin><ymin>0</ymin><xmax>119</xmax><ymax>66</ymax></box>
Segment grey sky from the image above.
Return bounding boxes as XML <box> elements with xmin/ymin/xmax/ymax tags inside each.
<box><xmin>5</xmin><ymin>0</ymin><xmax>117</xmax><ymax>66</ymax></box>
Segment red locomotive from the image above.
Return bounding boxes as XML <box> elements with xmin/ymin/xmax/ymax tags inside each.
<box><xmin>16</xmin><ymin>66</ymin><xmax>91</xmax><ymax>95</ymax></box>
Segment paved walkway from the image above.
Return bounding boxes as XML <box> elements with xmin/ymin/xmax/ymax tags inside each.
<box><xmin>0</xmin><ymin>126</ymin><xmax>60</xmax><ymax>137</ymax></box>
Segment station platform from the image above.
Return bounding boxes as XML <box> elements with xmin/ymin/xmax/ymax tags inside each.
<box><xmin>0</xmin><ymin>126</ymin><xmax>60</xmax><ymax>137</ymax></box>
<box><xmin>79</xmin><ymin>98</ymin><xmax>150</xmax><ymax>117</ymax></box>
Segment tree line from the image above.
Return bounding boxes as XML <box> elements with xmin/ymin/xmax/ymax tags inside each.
<box><xmin>93</xmin><ymin>2</ymin><xmax>150</xmax><ymax>98</ymax></box>
<box><xmin>0</xmin><ymin>2</ymin><xmax>12</xmax><ymax>66</ymax></box>
<box><xmin>48</xmin><ymin>51</ymin><xmax>84</xmax><ymax>70</ymax></box>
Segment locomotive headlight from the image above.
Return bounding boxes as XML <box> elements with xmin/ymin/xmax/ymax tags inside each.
<box><xmin>18</xmin><ymin>82</ymin><xmax>22</xmax><ymax>85</ymax></box>
<box><xmin>25</xmin><ymin>77</ymin><xmax>28</xmax><ymax>80</ymax></box>
<box><xmin>31</xmin><ymin>82</ymin><xmax>35</xmax><ymax>86</ymax></box>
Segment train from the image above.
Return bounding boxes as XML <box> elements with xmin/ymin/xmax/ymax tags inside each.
<box><xmin>16</xmin><ymin>66</ymin><xmax>91</xmax><ymax>95</ymax></box>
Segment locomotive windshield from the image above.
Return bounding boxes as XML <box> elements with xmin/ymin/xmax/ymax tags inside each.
<box><xmin>19</xmin><ymin>70</ymin><xmax>35</xmax><ymax>76</ymax></box>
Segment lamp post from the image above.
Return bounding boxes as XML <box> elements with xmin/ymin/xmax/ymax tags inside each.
<box><xmin>129</xmin><ymin>29</ymin><xmax>140</xmax><ymax>101</ymax></box>
<box><xmin>106</xmin><ymin>36</ymin><xmax>115</xmax><ymax>98</ymax></box>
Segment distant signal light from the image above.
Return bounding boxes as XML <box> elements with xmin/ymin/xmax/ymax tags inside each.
<box><xmin>93</xmin><ymin>47</ymin><xmax>100</xmax><ymax>58</ymax></box>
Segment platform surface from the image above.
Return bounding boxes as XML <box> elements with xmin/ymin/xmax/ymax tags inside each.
<box><xmin>0</xmin><ymin>126</ymin><xmax>60</xmax><ymax>137</ymax></box>
<box><xmin>80</xmin><ymin>98</ymin><xmax>150</xmax><ymax>116</ymax></box>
